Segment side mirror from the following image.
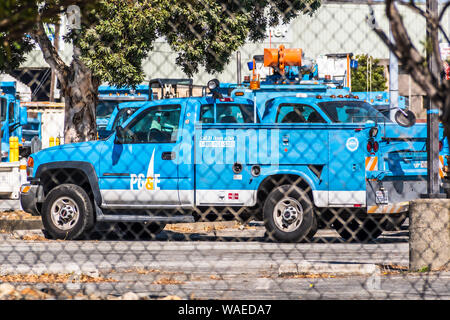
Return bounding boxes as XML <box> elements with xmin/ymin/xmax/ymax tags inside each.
<box><xmin>114</xmin><ymin>126</ymin><xmax>125</xmax><ymax>144</ymax></box>
<box><xmin>395</xmin><ymin>109</ymin><xmax>416</xmax><ymax>127</ymax></box>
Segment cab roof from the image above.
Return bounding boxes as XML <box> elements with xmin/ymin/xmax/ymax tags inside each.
<box><xmin>262</xmin><ymin>96</ymin><xmax>366</xmax><ymax>120</ymax></box>
<box><xmin>118</xmin><ymin>96</ymin><xmax>254</xmax><ymax>110</ymax></box>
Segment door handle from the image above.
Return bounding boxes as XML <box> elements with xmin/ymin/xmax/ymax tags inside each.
<box><xmin>162</xmin><ymin>151</ymin><xmax>176</xmax><ymax>160</ymax></box>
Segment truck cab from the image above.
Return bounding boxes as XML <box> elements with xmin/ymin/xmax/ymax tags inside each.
<box><xmin>20</xmin><ymin>96</ymin><xmax>261</xmax><ymax>238</ymax></box>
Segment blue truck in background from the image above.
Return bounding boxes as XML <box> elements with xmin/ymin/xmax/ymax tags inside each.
<box><xmin>0</xmin><ymin>81</ymin><xmax>28</xmax><ymax>161</ymax></box>
<box><xmin>96</xmin><ymin>79</ymin><xmax>205</xmax><ymax>134</ymax></box>
<box><xmin>19</xmin><ymin>84</ymin><xmax>449</xmax><ymax>242</ymax></box>
<box><xmin>96</xmin><ymin>84</ymin><xmax>149</xmax><ymax>131</ymax></box>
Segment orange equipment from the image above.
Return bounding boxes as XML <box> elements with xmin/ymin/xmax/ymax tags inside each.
<box><xmin>263</xmin><ymin>45</ymin><xmax>302</xmax><ymax>75</ymax></box>
<box><xmin>249</xmin><ymin>58</ymin><xmax>260</xmax><ymax>89</ymax></box>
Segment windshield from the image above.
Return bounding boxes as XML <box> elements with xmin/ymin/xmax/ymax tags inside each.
<box><xmin>112</xmin><ymin>108</ymin><xmax>138</xmax><ymax>130</ymax></box>
<box><xmin>96</xmin><ymin>102</ymin><xmax>117</xmax><ymax>118</ymax></box>
<box><xmin>317</xmin><ymin>101</ymin><xmax>391</xmax><ymax>124</ymax></box>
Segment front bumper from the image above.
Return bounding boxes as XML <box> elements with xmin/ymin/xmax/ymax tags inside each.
<box><xmin>19</xmin><ymin>184</ymin><xmax>43</xmax><ymax>216</ymax></box>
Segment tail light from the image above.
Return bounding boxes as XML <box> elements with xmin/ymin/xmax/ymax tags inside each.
<box><xmin>439</xmin><ymin>140</ymin><xmax>443</xmax><ymax>152</ymax></box>
<box><xmin>373</xmin><ymin>141</ymin><xmax>379</xmax><ymax>152</ymax></box>
<box><xmin>27</xmin><ymin>157</ymin><xmax>34</xmax><ymax>177</ymax></box>
<box><xmin>367</xmin><ymin>140</ymin><xmax>379</xmax><ymax>153</ymax></box>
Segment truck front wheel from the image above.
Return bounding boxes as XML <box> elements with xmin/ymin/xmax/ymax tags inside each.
<box><xmin>263</xmin><ymin>184</ymin><xmax>317</xmax><ymax>242</ymax></box>
<box><xmin>41</xmin><ymin>184</ymin><xmax>95</xmax><ymax>240</ymax></box>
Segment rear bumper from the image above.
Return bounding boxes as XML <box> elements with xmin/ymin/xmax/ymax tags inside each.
<box><xmin>367</xmin><ymin>201</ymin><xmax>409</xmax><ymax>214</ymax></box>
<box><xmin>19</xmin><ymin>184</ymin><xmax>43</xmax><ymax>216</ymax></box>
<box><xmin>366</xmin><ymin>178</ymin><xmax>428</xmax><ymax>214</ymax></box>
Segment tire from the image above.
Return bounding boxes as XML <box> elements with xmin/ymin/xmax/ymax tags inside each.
<box><xmin>333</xmin><ymin>214</ymin><xmax>383</xmax><ymax>243</ymax></box>
<box><xmin>263</xmin><ymin>184</ymin><xmax>317</xmax><ymax>242</ymax></box>
<box><xmin>117</xmin><ymin>222</ymin><xmax>166</xmax><ymax>240</ymax></box>
<box><xmin>41</xmin><ymin>184</ymin><xmax>95</xmax><ymax>240</ymax></box>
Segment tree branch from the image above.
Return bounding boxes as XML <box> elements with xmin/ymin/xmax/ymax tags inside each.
<box><xmin>438</xmin><ymin>0</ymin><xmax>450</xmax><ymax>22</ymax></box>
<box><xmin>368</xmin><ymin>1</ymin><xmax>444</xmax><ymax>104</ymax></box>
<box><xmin>30</xmin><ymin>18</ymin><xmax>69</xmax><ymax>89</ymax></box>
<box><xmin>397</xmin><ymin>1</ymin><xmax>444</xmax><ymax>75</ymax></box>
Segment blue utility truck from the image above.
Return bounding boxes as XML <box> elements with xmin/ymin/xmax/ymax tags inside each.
<box><xmin>0</xmin><ymin>81</ymin><xmax>28</xmax><ymax>160</ymax></box>
<box><xmin>96</xmin><ymin>84</ymin><xmax>148</xmax><ymax>130</ymax></box>
<box><xmin>0</xmin><ymin>82</ymin><xmax>29</xmax><ymax>199</ymax></box>
<box><xmin>20</xmin><ymin>90</ymin><xmax>448</xmax><ymax>242</ymax></box>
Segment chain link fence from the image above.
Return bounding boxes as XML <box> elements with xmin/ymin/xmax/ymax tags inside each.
<box><xmin>0</xmin><ymin>0</ymin><xmax>449</xmax><ymax>302</ymax></box>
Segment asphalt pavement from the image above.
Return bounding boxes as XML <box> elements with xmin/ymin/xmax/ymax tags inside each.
<box><xmin>0</xmin><ymin>219</ymin><xmax>449</xmax><ymax>300</ymax></box>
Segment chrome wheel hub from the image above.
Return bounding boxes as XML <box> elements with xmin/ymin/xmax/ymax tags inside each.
<box><xmin>274</xmin><ymin>197</ymin><xmax>303</xmax><ymax>232</ymax></box>
<box><xmin>50</xmin><ymin>197</ymin><xmax>80</xmax><ymax>231</ymax></box>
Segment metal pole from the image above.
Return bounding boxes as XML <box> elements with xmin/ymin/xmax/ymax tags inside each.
<box><xmin>389</xmin><ymin>27</ymin><xmax>399</xmax><ymax>120</ymax></box>
<box><xmin>49</xmin><ymin>20</ymin><xmax>60</xmax><ymax>102</ymax></box>
<box><xmin>426</xmin><ymin>0</ymin><xmax>443</xmax><ymax>197</ymax></box>
<box><xmin>236</xmin><ymin>51</ymin><xmax>241</xmax><ymax>87</ymax></box>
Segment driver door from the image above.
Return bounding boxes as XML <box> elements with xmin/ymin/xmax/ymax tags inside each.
<box><xmin>99</xmin><ymin>104</ymin><xmax>182</xmax><ymax>207</ymax></box>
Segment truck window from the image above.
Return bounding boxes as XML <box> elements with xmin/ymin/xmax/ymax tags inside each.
<box><xmin>318</xmin><ymin>101</ymin><xmax>391</xmax><ymax>124</ymax></box>
<box><xmin>276</xmin><ymin>104</ymin><xmax>326</xmax><ymax>123</ymax></box>
<box><xmin>122</xmin><ymin>105</ymin><xmax>181</xmax><ymax>143</ymax></box>
<box><xmin>112</xmin><ymin>108</ymin><xmax>138</xmax><ymax>130</ymax></box>
<box><xmin>0</xmin><ymin>98</ymin><xmax>6</xmax><ymax>121</ymax></box>
<box><xmin>8</xmin><ymin>102</ymin><xmax>14</xmax><ymax>122</ymax></box>
<box><xmin>199</xmin><ymin>104</ymin><xmax>257</xmax><ymax>123</ymax></box>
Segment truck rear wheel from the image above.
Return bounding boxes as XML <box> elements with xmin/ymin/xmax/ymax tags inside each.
<box><xmin>380</xmin><ymin>213</ymin><xmax>407</xmax><ymax>231</ymax></box>
<box><xmin>333</xmin><ymin>215</ymin><xmax>383</xmax><ymax>242</ymax></box>
<box><xmin>263</xmin><ymin>184</ymin><xmax>317</xmax><ymax>242</ymax></box>
<box><xmin>41</xmin><ymin>184</ymin><xmax>95</xmax><ymax>240</ymax></box>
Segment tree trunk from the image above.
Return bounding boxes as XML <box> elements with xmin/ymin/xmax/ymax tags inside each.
<box><xmin>31</xmin><ymin>20</ymin><xmax>99</xmax><ymax>144</ymax></box>
<box><xmin>62</xmin><ymin>58</ymin><xmax>99</xmax><ymax>144</ymax></box>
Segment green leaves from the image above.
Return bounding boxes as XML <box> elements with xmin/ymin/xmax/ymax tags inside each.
<box><xmin>0</xmin><ymin>33</ymin><xmax>34</xmax><ymax>73</ymax></box>
<box><xmin>1</xmin><ymin>0</ymin><xmax>321</xmax><ymax>86</ymax></box>
<box><xmin>74</xmin><ymin>0</ymin><xmax>169</xmax><ymax>87</ymax></box>
<box><xmin>351</xmin><ymin>54</ymin><xmax>387</xmax><ymax>92</ymax></box>
<box><xmin>161</xmin><ymin>0</ymin><xmax>321</xmax><ymax>76</ymax></box>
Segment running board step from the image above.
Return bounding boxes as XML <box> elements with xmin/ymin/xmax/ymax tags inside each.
<box><xmin>96</xmin><ymin>213</ymin><xmax>195</xmax><ymax>223</ymax></box>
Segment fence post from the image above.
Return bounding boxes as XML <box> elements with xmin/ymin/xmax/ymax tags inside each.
<box><xmin>425</xmin><ymin>0</ymin><xmax>445</xmax><ymax>197</ymax></box>
<box><xmin>409</xmin><ymin>199</ymin><xmax>450</xmax><ymax>271</ymax></box>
